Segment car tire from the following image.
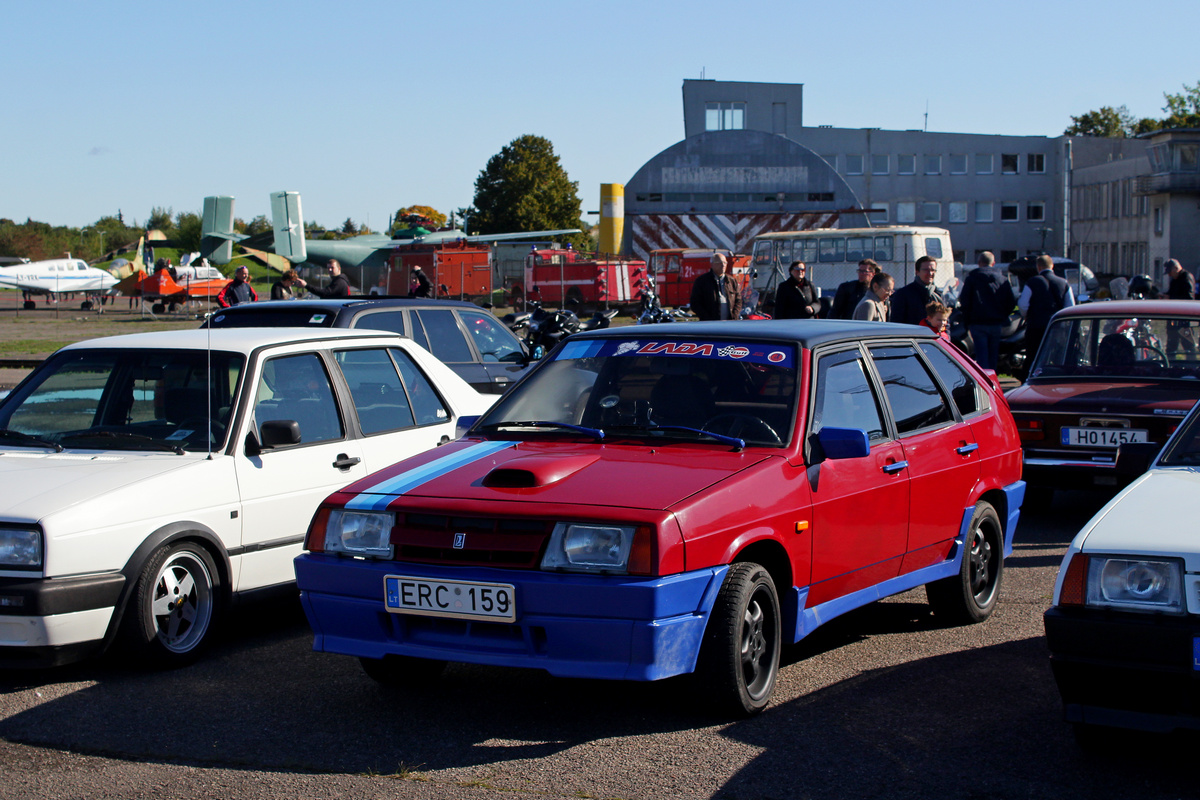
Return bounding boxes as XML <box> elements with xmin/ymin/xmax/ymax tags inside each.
<box><xmin>359</xmin><ymin>655</ymin><xmax>447</xmax><ymax>686</ymax></box>
<box><xmin>696</xmin><ymin>562</ymin><xmax>781</xmax><ymax>716</ymax></box>
<box><xmin>120</xmin><ymin>541</ymin><xmax>221</xmax><ymax>666</ymax></box>
<box><xmin>926</xmin><ymin>501</ymin><xmax>1004</xmax><ymax>624</ymax></box>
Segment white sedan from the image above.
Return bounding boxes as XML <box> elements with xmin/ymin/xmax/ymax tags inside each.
<box><xmin>0</xmin><ymin>328</ymin><xmax>494</xmax><ymax>667</ymax></box>
<box><xmin>1045</xmin><ymin>402</ymin><xmax>1200</xmax><ymax>740</ymax></box>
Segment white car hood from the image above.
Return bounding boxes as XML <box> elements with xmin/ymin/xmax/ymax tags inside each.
<box><xmin>1079</xmin><ymin>468</ymin><xmax>1200</xmax><ymax>570</ymax></box>
<box><xmin>0</xmin><ymin>449</ymin><xmax>197</xmax><ymax>522</ymax></box>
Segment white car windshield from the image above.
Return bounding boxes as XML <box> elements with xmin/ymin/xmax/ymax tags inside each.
<box><xmin>477</xmin><ymin>339</ymin><xmax>798</xmax><ymax>447</ymax></box>
<box><xmin>0</xmin><ymin>349</ymin><xmax>245</xmax><ymax>453</ymax></box>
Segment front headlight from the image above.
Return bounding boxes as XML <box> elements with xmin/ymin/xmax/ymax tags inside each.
<box><xmin>324</xmin><ymin>510</ymin><xmax>395</xmax><ymax>558</ymax></box>
<box><xmin>541</xmin><ymin>523</ymin><xmax>635</xmax><ymax>573</ymax></box>
<box><xmin>1086</xmin><ymin>557</ymin><xmax>1184</xmax><ymax>613</ymax></box>
<box><xmin>0</xmin><ymin>528</ymin><xmax>42</xmax><ymax>569</ymax></box>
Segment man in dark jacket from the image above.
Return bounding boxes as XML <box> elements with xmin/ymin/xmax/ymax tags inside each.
<box><xmin>773</xmin><ymin>261</ymin><xmax>821</xmax><ymax>319</ymax></box>
<box><xmin>889</xmin><ymin>256</ymin><xmax>944</xmax><ymax>325</ymax></box>
<box><xmin>960</xmin><ymin>251</ymin><xmax>1016</xmax><ymax>370</ymax></box>
<box><xmin>1165</xmin><ymin>258</ymin><xmax>1196</xmax><ymax>359</ymax></box>
<box><xmin>216</xmin><ymin>266</ymin><xmax>258</xmax><ymax>307</ymax></box>
<box><xmin>310</xmin><ymin>259</ymin><xmax>352</xmax><ymax>298</ymax></box>
<box><xmin>830</xmin><ymin>259</ymin><xmax>878</xmax><ymax>319</ymax></box>
<box><xmin>1019</xmin><ymin>254</ymin><xmax>1074</xmax><ymax>360</ymax></box>
<box><xmin>689</xmin><ymin>254</ymin><xmax>742</xmax><ymax>320</ymax></box>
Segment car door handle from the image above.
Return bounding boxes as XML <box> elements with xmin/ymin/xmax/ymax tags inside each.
<box><xmin>437</xmin><ymin>435</ymin><xmax>451</xmax><ymax>446</ymax></box>
<box><xmin>333</xmin><ymin>454</ymin><xmax>361</xmax><ymax>470</ymax></box>
<box><xmin>956</xmin><ymin>443</ymin><xmax>980</xmax><ymax>455</ymax></box>
<box><xmin>882</xmin><ymin>460</ymin><xmax>908</xmax><ymax>474</ymax></box>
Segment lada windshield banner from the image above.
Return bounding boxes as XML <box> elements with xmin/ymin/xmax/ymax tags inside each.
<box><xmin>557</xmin><ymin>339</ymin><xmax>795</xmax><ymax>369</ymax></box>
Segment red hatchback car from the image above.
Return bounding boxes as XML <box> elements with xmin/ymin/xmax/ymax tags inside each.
<box><xmin>1006</xmin><ymin>300</ymin><xmax>1200</xmax><ymax>500</ymax></box>
<box><xmin>295</xmin><ymin>320</ymin><xmax>1025</xmax><ymax>715</ymax></box>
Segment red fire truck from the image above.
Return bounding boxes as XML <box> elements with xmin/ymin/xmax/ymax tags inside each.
<box><xmin>648</xmin><ymin>248</ymin><xmax>753</xmax><ymax>307</ymax></box>
<box><xmin>384</xmin><ymin>239</ymin><xmax>494</xmax><ymax>301</ymax></box>
<box><xmin>514</xmin><ymin>248</ymin><xmax>648</xmax><ymax>310</ymax></box>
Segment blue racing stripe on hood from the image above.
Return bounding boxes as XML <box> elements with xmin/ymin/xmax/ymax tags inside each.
<box><xmin>345</xmin><ymin>440</ymin><xmax>516</xmax><ymax>511</ymax></box>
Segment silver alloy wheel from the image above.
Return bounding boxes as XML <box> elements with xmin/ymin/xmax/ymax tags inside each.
<box><xmin>150</xmin><ymin>548</ymin><xmax>215</xmax><ymax>654</ymax></box>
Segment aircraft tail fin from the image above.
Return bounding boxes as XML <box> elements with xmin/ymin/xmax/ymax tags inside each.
<box><xmin>201</xmin><ymin>196</ymin><xmax>239</xmax><ymax>264</ymax></box>
<box><xmin>270</xmin><ymin>191</ymin><xmax>307</xmax><ymax>264</ymax></box>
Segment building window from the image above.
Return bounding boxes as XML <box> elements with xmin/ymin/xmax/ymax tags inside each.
<box><xmin>898</xmin><ymin>154</ymin><xmax>916</xmax><ymax>175</ymax></box>
<box><xmin>975</xmin><ymin>202</ymin><xmax>993</xmax><ymax>223</ymax></box>
<box><xmin>704</xmin><ymin>102</ymin><xmax>745</xmax><ymax>131</ymax></box>
<box><xmin>976</xmin><ymin>154</ymin><xmax>993</xmax><ymax>175</ymax></box>
<box><xmin>1000</xmin><ymin>250</ymin><xmax>1017</xmax><ymax>263</ymax></box>
<box><xmin>1027</xmin><ymin>202</ymin><xmax>1045</xmax><ymax>222</ymax></box>
<box><xmin>948</xmin><ymin>202</ymin><xmax>968</xmax><ymax>223</ymax></box>
<box><xmin>870</xmin><ymin>202</ymin><xmax>889</xmax><ymax>223</ymax></box>
<box><xmin>1001</xmin><ymin>154</ymin><xmax>1019</xmax><ymax>174</ymax></box>
<box><xmin>1027</xmin><ymin>153</ymin><xmax>1046</xmax><ymax>174</ymax></box>
<box><xmin>1154</xmin><ymin>207</ymin><xmax>1164</xmax><ymax>234</ymax></box>
<box><xmin>846</xmin><ymin>154</ymin><xmax>864</xmax><ymax>175</ymax></box>
<box><xmin>896</xmin><ymin>202</ymin><xmax>916</xmax><ymax>224</ymax></box>
<box><xmin>923</xmin><ymin>202</ymin><xmax>941</xmax><ymax>223</ymax></box>
<box><xmin>949</xmin><ymin>154</ymin><xmax>968</xmax><ymax>174</ymax></box>
<box><xmin>871</xmin><ymin>154</ymin><xmax>889</xmax><ymax>175</ymax></box>
<box><xmin>925</xmin><ymin>155</ymin><xmax>941</xmax><ymax>175</ymax></box>
<box><xmin>1001</xmin><ymin>202</ymin><xmax>1019</xmax><ymax>221</ymax></box>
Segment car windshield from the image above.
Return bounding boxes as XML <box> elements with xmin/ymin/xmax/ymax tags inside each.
<box><xmin>1029</xmin><ymin>315</ymin><xmax>1200</xmax><ymax>381</ymax></box>
<box><xmin>476</xmin><ymin>338</ymin><xmax>798</xmax><ymax>447</ymax></box>
<box><xmin>0</xmin><ymin>348</ymin><xmax>245</xmax><ymax>453</ymax></box>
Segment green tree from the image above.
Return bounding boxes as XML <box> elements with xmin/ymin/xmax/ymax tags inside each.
<box><xmin>147</xmin><ymin>207</ymin><xmax>174</xmax><ymax>233</ymax></box>
<box><xmin>245</xmin><ymin>215</ymin><xmax>271</xmax><ymax>236</ymax></box>
<box><xmin>1161</xmin><ymin>79</ymin><xmax>1200</xmax><ymax>128</ymax></box>
<box><xmin>470</xmin><ymin>134</ymin><xmax>586</xmax><ymax>248</ymax></box>
<box><xmin>1064</xmin><ymin>105</ymin><xmax>1136</xmax><ymax>137</ymax></box>
<box><xmin>393</xmin><ymin>205</ymin><xmax>447</xmax><ymax>230</ymax></box>
<box><xmin>341</xmin><ymin>218</ymin><xmax>358</xmax><ymax>235</ymax></box>
<box><xmin>174</xmin><ymin>211</ymin><xmax>203</xmax><ymax>252</ymax></box>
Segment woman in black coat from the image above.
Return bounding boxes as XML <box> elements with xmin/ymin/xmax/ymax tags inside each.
<box><xmin>773</xmin><ymin>261</ymin><xmax>821</xmax><ymax>319</ymax></box>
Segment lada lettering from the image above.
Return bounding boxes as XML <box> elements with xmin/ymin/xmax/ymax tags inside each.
<box><xmin>636</xmin><ymin>342</ymin><xmax>714</xmax><ymax>356</ymax></box>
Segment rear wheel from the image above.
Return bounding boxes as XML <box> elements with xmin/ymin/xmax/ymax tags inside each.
<box><xmin>696</xmin><ymin>562</ymin><xmax>781</xmax><ymax>716</ymax></box>
<box><xmin>926</xmin><ymin>502</ymin><xmax>1003</xmax><ymax>624</ymax></box>
<box><xmin>359</xmin><ymin>655</ymin><xmax>447</xmax><ymax>686</ymax></box>
<box><xmin>121</xmin><ymin>542</ymin><xmax>221</xmax><ymax>666</ymax></box>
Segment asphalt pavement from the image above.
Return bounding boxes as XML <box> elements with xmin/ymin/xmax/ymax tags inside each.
<box><xmin>1</xmin><ymin>491</ymin><xmax>1195</xmax><ymax>800</ymax></box>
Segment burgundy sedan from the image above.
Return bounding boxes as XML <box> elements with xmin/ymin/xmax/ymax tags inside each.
<box><xmin>1006</xmin><ymin>300</ymin><xmax>1200</xmax><ymax>499</ymax></box>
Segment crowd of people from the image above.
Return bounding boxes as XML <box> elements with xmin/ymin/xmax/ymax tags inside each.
<box><xmin>686</xmin><ymin>250</ymin><xmax>1196</xmax><ymax>373</ymax></box>
<box><xmin>212</xmin><ymin>258</ymin><xmax>434</xmax><ymax>308</ymax></box>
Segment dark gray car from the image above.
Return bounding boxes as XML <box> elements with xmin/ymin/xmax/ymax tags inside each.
<box><xmin>205</xmin><ymin>298</ymin><xmax>534</xmax><ymax>393</ymax></box>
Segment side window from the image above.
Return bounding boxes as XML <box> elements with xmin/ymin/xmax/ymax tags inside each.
<box><xmin>335</xmin><ymin>348</ymin><xmax>415</xmax><ymax>435</ymax></box>
<box><xmin>254</xmin><ymin>353</ymin><xmax>344</xmax><ymax>445</ymax></box>
<box><xmin>459</xmin><ymin>310</ymin><xmax>522</xmax><ymax>363</ymax></box>
<box><xmin>413</xmin><ymin>309</ymin><xmax>474</xmax><ymax>363</ymax></box>
<box><xmin>407</xmin><ymin>312</ymin><xmax>431</xmax><ymax>352</ymax></box>
<box><xmin>812</xmin><ymin>349</ymin><xmax>887</xmax><ymax>442</ymax></box>
<box><xmin>390</xmin><ymin>348</ymin><xmax>450</xmax><ymax>426</ymax></box>
<box><xmin>351</xmin><ymin>310</ymin><xmax>408</xmax><ymax>336</ymax></box>
<box><xmin>919</xmin><ymin>342</ymin><xmax>987</xmax><ymax>417</ymax></box>
<box><xmin>869</xmin><ymin>344</ymin><xmax>954</xmax><ymax>434</ymax></box>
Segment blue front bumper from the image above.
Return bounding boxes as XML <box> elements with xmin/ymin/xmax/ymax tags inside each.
<box><xmin>295</xmin><ymin>554</ymin><xmax>728</xmax><ymax>681</ymax></box>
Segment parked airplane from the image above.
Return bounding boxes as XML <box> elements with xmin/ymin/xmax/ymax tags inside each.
<box><xmin>199</xmin><ymin>193</ymin><xmax>582</xmax><ymax>273</ymax></box>
<box><xmin>0</xmin><ymin>255</ymin><xmax>118</xmax><ymax>310</ymax></box>
<box><xmin>113</xmin><ymin>247</ymin><xmax>231</xmax><ymax>313</ymax></box>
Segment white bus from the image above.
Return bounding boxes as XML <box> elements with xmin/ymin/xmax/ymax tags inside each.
<box><xmin>749</xmin><ymin>226</ymin><xmax>956</xmax><ymax>298</ymax></box>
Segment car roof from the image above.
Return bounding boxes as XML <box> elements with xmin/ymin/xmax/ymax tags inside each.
<box><xmin>211</xmin><ymin>297</ymin><xmax>484</xmax><ymax>316</ymax></box>
<box><xmin>567</xmin><ymin>319</ymin><xmax>938</xmax><ymax>349</ymax></box>
<box><xmin>1053</xmin><ymin>299</ymin><xmax>1200</xmax><ymax>319</ymax></box>
<box><xmin>59</xmin><ymin>327</ymin><xmax>407</xmax><ymax>355</ymax></box>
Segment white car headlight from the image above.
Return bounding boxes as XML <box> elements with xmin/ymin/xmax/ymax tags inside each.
<box><xmin>541</xmin><ymin>523</ymin><xmax>635</xmax><ymax>573</ymax></box>
<box><xmin>1086</xmin><ymin>557</ymin><xmax>1183</xmax><ymax>613</ymax></box>
<box><xmin>324</xmin><ymin>510</ymin><xmax>395</xmax><ymax>558</ymax></box>
<box><xmin>0</xmin><ymin>528</ymin><xmax>42</xmax><ymax>569</ymax></box>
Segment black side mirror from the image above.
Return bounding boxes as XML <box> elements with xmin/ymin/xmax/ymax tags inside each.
<box><xmin>1115</xmin><ymin>441</ymin><xmax>1161</xmax><ymax>477</ymax></box>
<box><xmin>260</xmin><ymin>420</ymin><xmax>302</xmax><ymax>450</ymax></box>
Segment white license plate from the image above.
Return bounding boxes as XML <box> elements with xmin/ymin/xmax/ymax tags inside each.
<box><xmin>384</xmin><ymin>575</ymin><xmax>516</xmax><ymax>622</ymax></box>
<box><xmin>1061</xmin><ymin>427</ymin><xmax>1149</xmax><ymax>447</ymax></box>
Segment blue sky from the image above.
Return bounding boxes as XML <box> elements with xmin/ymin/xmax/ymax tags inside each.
<box><xmin>3</xmin><ymin>0</ymin><xmax>1197</xmax><ymax>232</ymax></box>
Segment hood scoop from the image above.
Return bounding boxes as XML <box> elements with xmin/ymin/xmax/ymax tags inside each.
<box><xmin>482</xmin><ymin>453</ymin><xmax>600</xmax><ymax>489</ymax></box>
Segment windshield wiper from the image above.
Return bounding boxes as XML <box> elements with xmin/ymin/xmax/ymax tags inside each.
<box><xmin>0</xmin><ymin>429</ymin><xmax>65</xmax><ymax>452</ymax></box>
<box><xmin>607</xmin><ymin>424</ymin><xmax>745</xmax><ymax>450</ymax></box>
<box><xmin>58</xmin><ymin>430</ymin><xmax>186</xmax><ymax>455</ymax></box>
<box><xmin>477</xmin><ymin>420</ymin><xmax>606</xmax><ymax>440</ymax></box>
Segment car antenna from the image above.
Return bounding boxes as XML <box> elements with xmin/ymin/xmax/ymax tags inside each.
<box><xmin>206</xmin><ymin>317</ymin><xmax>214</xmax><ymax>460</ymax></box>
